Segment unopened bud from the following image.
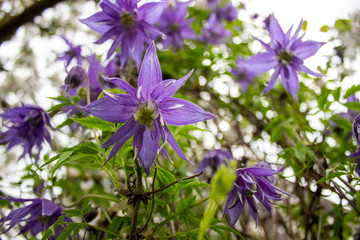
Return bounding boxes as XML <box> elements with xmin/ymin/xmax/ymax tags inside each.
<box><xmin>65</xmin><ymin>65</ymin><xmax>87</xmax><ymax>91</ymax></box>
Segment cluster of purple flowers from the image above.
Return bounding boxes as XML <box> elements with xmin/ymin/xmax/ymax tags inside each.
<box><xmin>0</xmin><ymin>197</ymin><xmax>75</xmax><ymax>239</ymax></box>
<box><xmin>0</xmin><ymin>104</ymin><xmax>52</xmax><ymax>162</ymax></box>
<box><xmin>0</xmin><ymin>0</ymin><xmax>330</xmax><ymax>235</ymax></box>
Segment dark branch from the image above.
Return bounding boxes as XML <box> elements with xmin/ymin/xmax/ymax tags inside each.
<box><xmin>0</xmin><ymin>0</ymin><xmax>67</xmax><ymax>45</ymax></box>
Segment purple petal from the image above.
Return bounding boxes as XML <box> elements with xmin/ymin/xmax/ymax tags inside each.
<box><xmin>103</xmin><ymin>117</ymin><xmax>139</xmax><ymax>162</ymax></box>
<box><xmin>138</xmin><ymin>43</ymin><xmax>162</xmax><ymax>100</ymax></box>
<box><xmin>100</xmin><ymin>0</ymin><xmax>120</xmax><ymax>19</ymax></box>
<box><xmin>294</xmin><ymin>40</ymin><xmax>325</xmax><ymax>60</ymax></box>
<box><xmin>139</xmin><ymin>128</ymin><xmax>160</xmax><ymax>174</ymax></box>
<box><xmin>263</xmin><ymin>66</ymin><xmax>281</xmax><ymax>94</ymax></box>
<box><xmin>41</xmin><ymin>199</ymin><xmax>61</xmax><ymax>216</ymax></box>
<box><xmin>152</xmin><ymin>69</ymin><xmax>193</xmax><ymax>101</ymax></box>
<box><xmin>246</xmin><ymin>197</ymin><xmax>258</xmax><ymax>223</ymax></box>
<box><xmin>107</xmin><ymin>34</ymin><xmax>124</xmax><ymax>59</ymax></box>
<box><xmin>102</xmin><ymin>76</ymin><xmax>137</xmax><ymax>97</ymax></box>
<box><xmin>164</xmin><ymin>125</ymin><xmax>192</xmax><ymax>164</ymax></box>
<box><xmin>129</xmin><ymin>34</ymin><xmax>144</xmax><ymax>68</ymax></box>
<box><xmin>81</xmin><ymin>96</ymin><xmax>135</xmax><ymax>123</ymax></box>
<box><xmin>265</xmin><ymin>14</ymin><xmax>285</xmax><ymax>46</ymax></box>
<box><xmin>247</xmin><ymin>52</ymin><xmax>278</xmax><ymax>74</ymax></box>
<box><xmin>241</xmin><ymin>165</ymin><xmax>285</xmax><ymax>177</ymax></box>
<box><xmin>79</xmin><ymin>12</ymin><xmax>111</xmax><ymax>34</ymax></box>
<box><xmin>138</xmin><ymin>2</ymin><xmax>169</xmax><ymax>24</ymax></box>
<box><xmin>159</xmin><ymin>98</ymin><xmax>216</xmax><ymax>126</ymax></box>
<box><xmin>280</xmin><ymin>66</ymin><xmax>299</xmax><ymax>101</ymax></box>
<box><xmin>299</xmin><ymin>64</ymin><xmax>322</xmax><ymax>78</ymax></box>
<box><xmin>94</xmin><ymin>26</ymin><xmax>118</xmax><ymax>44</ymax></box>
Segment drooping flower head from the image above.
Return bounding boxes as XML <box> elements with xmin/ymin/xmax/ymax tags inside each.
<box><xmin>201</xmin><ymin>13</ymin><xmax>231</xmax><ymax>45</ymax></box>
<box><xmin>197</xmin><ymin>149</ymin><xmax>232</xmax><ymax>176</ymax></box>
<box><xmin>232</xmin><ymin>56</ymin><xmax>262</xmax><ymax>93</ymax></box>
<box><xmin>0</xmin><ymin>197</ymin><xmax>75</xmax><ymax>239</ymax></box>
<box><xmin>350</xmin><ymin>113</ymin><xmax>360</xmax><ymax>174</ymax></box>
<box><xmin>82</xmin><ymin>43</ymin><xmax>216</xmax><ymax>174</ymax></box>
<box><xmin>0</xmin><ymin>105</ymin><xmax>52</xmax><ymax>162</ymax></box>
<box><xmin>63</xmin><ymin>55</ymin><xmax>116</xmax><ymax>117</ymax></box>
<box><xmin>224</xmin><ymin>164</ymin><xmax>289</xmax><ymax>227</ymax></box>
<box><xmin>248</xmin><ymin>14</ymin><xmax>324</xmax><ymax>101</ymax></box>
<box><xmin>80</xmin><ymin>0</ymin><xmax>168</xmax><ymax>68</ymax></box>
<box><xmin>65</xmin><ymin>65</ymin><xmax>87</xmax><ymax>91</ymax></box>
<box><xmin>157</xmin><ymin>1</ymin><xmax>197</xmax><ymax>50</ymax></box>
<box><xmin>58</xmin><ymin>35</ymin><xmax>82</xmax><ymax>71</ymax></box>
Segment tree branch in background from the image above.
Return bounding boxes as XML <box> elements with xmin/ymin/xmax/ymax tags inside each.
<box><xmin>0</xmin><ymin>0</ymin><xmax>67</xmax><ymax>45</ymax></box>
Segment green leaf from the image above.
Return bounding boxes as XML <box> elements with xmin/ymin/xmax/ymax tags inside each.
<box><xmin>294</xmin><ymin>142</ymin><xmax>307</xmax><ymax>161</ymax></box>
<box><xmin>155</xmin><ymin>167</ymin><xmax>177</xmax><ymax>203</ymax></box>
<box><xmin>82</xmin><ymin>204</ymin><xmax>92</xmax><ymax>215</ymax></box>
<box><xmin>343</xmin><ymin>102</ymin><xmax>360</xmax><ymax>112</ymax></box>
<box><xmin>50</xmin><ymin>150</ymin><xmax>75</xmax><ymax>175</ymax></box>
<box><xmin>331</xmin><ymin>116</ymin><xmax>353</xmax><ymax>132</ymax></box>
<box><xmin>63</xmin><ymin>209</ymin><xmax>82</xmax><ymax>217</ymax></box>
<box><xmin>71</xmin><ymin>116</ymin><xmax>116</xmax><ymax>131</ymax></box>
<box><xmin>108</xmin><ymin>216</ymin><xmax>122</xmax><ymax>235</ymax></box>
<box><xmin>356</xmin><ymin>191</ymin><xmax>360</xmax><ymax>210</ymax></box>
<box><xmin>176</xmin><ymin>196</ymin><xmax>196</xmax><ymax>213</ymax></box>
<box><xmin>317</xmin><ymin>171</ymin><xmax>347</xmax><ymax>183</ymax></box>
<box><xmin>270</xmin><ymin>127</ymin><xmax>283</xmax><ymax>143</ymax></box>
<box><xmin>344</xmin><ymin>85</ymin><xmax>360</xmax><ymax>99</ymax></box>
<box><xmin>56</xmin><ymin>223</ymin><xmax>82</xmax><ymax>240</ymax></box>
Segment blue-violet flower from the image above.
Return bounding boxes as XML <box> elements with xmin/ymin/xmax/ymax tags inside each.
<box><xmin>82</xmin><ymin>43</ymin><xmax>216</xmax><ymax>174</ymax></box>
<box><xmin>0</xmin><ymin>105</ymin><xmax>52</xmax><ymax>162</ymax></box>
<box><xmin>157</xmin><ymin>1</ymin><xmax>197</xmax><ymax>50</ymax></box>
<box><xmin>197</xmin><ymin>149</ymin><xmax>232</xmax><ymax>176</ymax></box>
<box><xmin>80</xmin><ymin>0</ymin><xmax>168</xmax><ymax>68</ymax></box>
<box><xmin>0</xmin><ymin>197</ymin><xmax>75</xmax><ymax>239</ymax></box>
<box><xmin>248</xmin><ymin>14</ymin><xmax>324</xmax><ymax>101</ymax></box>
<box><xmin>58</xmin><ymin>35</ymin><xmax>82</xmax><ymax>70</ymax></box>
<box><xmin>224</xmin><ymin>164</ymin><xmax>289</xmax><ymax>227</ymax></box>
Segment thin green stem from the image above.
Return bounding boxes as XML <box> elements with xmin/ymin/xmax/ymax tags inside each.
<box><xmin>141</xmin><ymin>172</ymin><xmax>202</xmax><ymax>195</ymax></box>
<box><xmin>61</xmin><ymin>194</ymin><xmax>121</xmax><ymax>208</ymax></box>
<box><xmin>63</xmin><ymin>221</ymin><xmax>119</xmax><ymax>237</ymax></box>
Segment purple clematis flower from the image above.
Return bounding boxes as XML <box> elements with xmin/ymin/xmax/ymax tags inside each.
<box><xmin>0</xmin><ymin>105</ymin><xmax>52</xmax><ymax>162</ymax></box>
<box><xmin>197</xmin><ymin>149</ymin><xmax>232</xmax><ymax>176</ymax></box>
<box><xmin>215</xmin><ymin>2</ymin><xmax>238</xmax><ymax>22</ymax></box>
<box><xmin>80</xmin><ymin>0</ymin><xmax>168</xmax><ymax>68</ymax></box>
<box><xmin>248</xmin><ymin>14</ymin><xmax>324</xmax><ymax>101</ymax></box>
<box><xmin>0</xmin><ymin>197</ymin><xmax>75</xmax><ymax>239</ymax></box>
<box><xmin>82</xmin><ymin>43</ymin><xmax>216</xmax><ymax>174</ymax></box>
<box><xmin>201</xmin><ymin>13</ymin><xmax>231</xmax><ymax>45</ymax></box>
<box><xmin>157</xmin><ymin>1</ymin><xmax>197</xmax><ymax>50</ymax></box>
<box><xmin>58</xmin><ymin>35</ymin><xmax>82</xmax><ymax>71</ymax></box>
<box><xmin>224</xmin><ymin>164</ymin><xmax>289</xmax><ymax>227</ymax></box>
<box><xmin>350</xmin><ymin>113</ymin><xmax>360</xmax><ymax>175</ymax></box>
<box><xmin>232</xmin><ymin>56</ymin><xmax>261</xmax><ymax>93</ymax></box>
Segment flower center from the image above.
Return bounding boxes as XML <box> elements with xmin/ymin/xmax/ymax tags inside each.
<box><xmin>120</xmin><ymin>11</ymin><xmax>135</xmax><ymax>28</ymax></box>
<box><xmin>170</xmin><ymin>23</ymin><xmax>179</xmax><ymax>32</ymax></box>
<box><xmin>133</xmin><ymin>101</ymin><xmax>159</xmax><ymax>127</ymax></box>
<box><xmin>278</xmin><ymin>50</ymin><xmax>293</xmax><ymax>66</ymax></box>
